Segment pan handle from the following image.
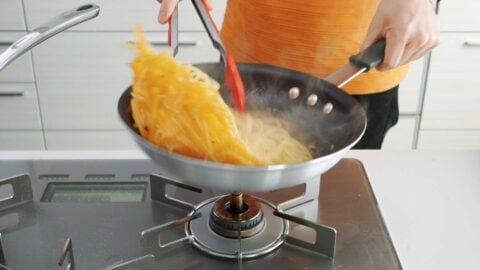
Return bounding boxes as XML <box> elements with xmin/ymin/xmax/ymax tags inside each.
<box><xmin>0</xmin><ymin>4</ymin><xmax>100</xmax><ymax>72</ymax></box>
<box><xmin>323</xmin><ymin>38</ymin><xmax>386</xmax><ymax>89</ymax></box>
<box><xmin>349</xmin><ymin>38</ymin><xmax>386</xmax><ymax>71</ymax></box>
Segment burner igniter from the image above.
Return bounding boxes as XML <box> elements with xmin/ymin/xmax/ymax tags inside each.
<box><xmin>209</xmin><ymin>193</ymin><xmax>265</xmax><ymax>238</ymax></box>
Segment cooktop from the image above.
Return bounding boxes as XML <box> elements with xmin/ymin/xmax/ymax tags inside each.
<box><xmin>0</xmin><ymin>158</ymin><xmax>400</xmax><ymax>270</ymax></box>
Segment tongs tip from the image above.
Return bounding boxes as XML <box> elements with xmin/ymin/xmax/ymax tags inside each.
<box><xmin>192</xmin><ymin>0</ymin><xmax>246</xmax><ymax>113</ymax></box>
<box><xmin>225</xmin><ymin>54</ymin><xmax>246</xmax><ymax>112</ymax></box>
<box><xmin>167</xmin><ymin>6</ymin><xmax>179</xmax><ymax>57</ymax></box>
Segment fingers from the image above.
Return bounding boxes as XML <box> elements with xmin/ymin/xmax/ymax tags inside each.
<box><xmin>362</xmin><ymin>0</ymin><xmax>440</xmax><ymax>71</ymax></box>
<box><xmin>158</xmin><ymin>0</ymin><xmax>213</xmax><ymax>24</ymax></box>
<box><xmin>408</xmin><ymin>35</ymin><xmax>440</xmax><ymax>62</ymax></box>
<box><xmin>204</xmin><ymin>0</ymin><xmax>213</xmax><ymax>11</ymax></box>
<box><xmin>404</xmin><ymin>19</ymin><xmax>440</xmax><ymax>63</ymax></box>
<box><xmin>385</xmin><ymin>28</ymin><xmax>440</xmax><ymax>68</ymax></box>
<box><xmin>378</xmin><ymin>29</ymin><xmax>408</xmax><ymax>71</ymax></box>
<box><xmin>158</xmin><ymin>0</ymin><xmax>179</xmax><ymax>24</ymax></box>
<box><xmin>399</xmin><ymin>33</ymin><xmax>437</xmax><ymax>65</ymax></box>
<box><xmin>399</xmin><ymin>34</ymin><xmax>430</xmax><ymax>64</ymax></box>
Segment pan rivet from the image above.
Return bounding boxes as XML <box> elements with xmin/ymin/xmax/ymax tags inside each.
<box><xmin>323</xmin><ymin>102</ymin><xmax>333</xmax><ymax>114</ymax></box>
<box><xmin>306</xmin><ymin>94</ymin><xmax>318</xmax><ymax>106</ymax></box>
<box><xmin>288</xmin><ymin>87</ymin><xmax>300</xmax><ymax>99</ymax></box>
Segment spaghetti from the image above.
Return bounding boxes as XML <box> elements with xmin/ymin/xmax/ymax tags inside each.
<box><xmin>130</xmin><ymin>28</ymin><xmax>312</xmax><ymax>166</ymax></box>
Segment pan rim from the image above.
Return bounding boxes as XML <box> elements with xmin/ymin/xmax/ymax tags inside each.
<box><xmin>119</xmin><ymin>62</ymin><xmax>367</xmax><ymax>171</ymax></box>
<box><xmin>125</xmin><ymin>118</ymin><xmax>366</xmax><ymax>171</ymax></box>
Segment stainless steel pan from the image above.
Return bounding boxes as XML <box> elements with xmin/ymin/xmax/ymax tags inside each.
<box><xmin>118</xmin><ymin>39</ymin><xmax>386</xmax><ymax>193</ymax></box>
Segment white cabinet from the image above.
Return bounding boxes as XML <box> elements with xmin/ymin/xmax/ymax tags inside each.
<box><xmin>0</xmin><ymin>33</ymin><xmax>35</xmax><ymax>82</ymax></box>
<box><xmin>439</xmin><ymin>0</ymin><xmax>480</xmax><ymax>32</ymax></box>
<box><xmin>23</xmin><ymin>0</ymin><xmax>227</xmax><ymax>32</ymax></box>
<box><xmin>382</xmin><ymin>57</ymin><xmax>425</xmax><ymax>150</ymax></box>
<box><xmin>0</xmin><ymin>83</ymin><xmax>42</xmax><ymax>129</ymax></box>
<box><xmin>418</xmin><ymin>0</ymin><xmax>480</xmax><ymax>150</ymax></box>
<box><xmin>0</xmin><ymin>29</ymin><xmax>42</xmax><ymax>150</ymax></box>
<box><xmin>418</xmin><ymin>131</ymin><xmax>480</xmax><ymax>149</ymax></box>
<box><xmin>399</xmin><ymin>59</ymin><xmax>424</xmax><ymax>114</ymax></box>
<box><xmin>0</xmin><ymin>131</ymin><xmax>44</xmax><ymax>150</ymax></box>
<box><xmin>44</xmin><ymin>131</ymin><xmax>138</xmax><ymax>150</ymax></box>
<box><xmin>32</xmin><ymin>32</ymin><xmax>220</xmax><ymax>130</ymax></box>
<box><xmin>0</xmin><ymin>0</ymin><xmax>26</xmax><ymax>31</ymax></box>
<box><xmin>382</xmin><ymin>117</ymin><xmax>417</xmax><ymax>149</ymax></box>
<box><xmin>421</xmin><ymin>33</ymin><xmax>480</xmax><ymax>130</ymax></box>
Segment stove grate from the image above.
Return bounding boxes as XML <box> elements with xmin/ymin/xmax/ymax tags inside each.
<box><xmin>138</xmin><ymin>174</ymin><xmax>337</xmax><ymax>261</ymax></box>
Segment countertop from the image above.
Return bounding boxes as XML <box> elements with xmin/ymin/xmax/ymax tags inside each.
<box><xmin>0</xmin><ymin>149</ymin><xmax>479</xmax><ymax>269</ymax></box>
<box><xmin>348</xmin><ymin>150</ymin><xmax>480</xmax><ymax>270</ymax></box>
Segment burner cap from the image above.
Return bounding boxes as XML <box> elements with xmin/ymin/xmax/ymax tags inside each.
<box><xmin>209</xmin><ymin>194</ymin><xmax>265</xmax><ymax>238</ymax></box>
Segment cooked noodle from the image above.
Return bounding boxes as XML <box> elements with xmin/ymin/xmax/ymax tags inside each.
<box><xmin>130</xmin><ymin>27</ymin><xmax>312</xmax><ymax>166</ymax></box>
<box><xmin>234</xmin><ymin>111</ymin><xmax>312</xmax><ymax>164</ymax></box>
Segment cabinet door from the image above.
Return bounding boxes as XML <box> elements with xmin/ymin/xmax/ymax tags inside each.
<box><xmin>417</xmin><ymin>130</ymin><xmax>480</xmax><ymax>149</ymax></box>
<box><xmin>439</xmin><ymin>0</ymin><xmax>480</xmax><ymax>32</ymax></box>
<box><xmin>0</xmin><ymin>131</ymin><xmax>44</xmax><ymax>150</ymax></box>
<box><xmin>399</xmin><ymin>58</ymin><xmax>424</xmax><ymax>114</ymax></box>
<box><xmin>421</xmin><ymin>33</ymin><xmax>480</xmax><ymax>130</ymax></box>
<box><xmin>382</xmin><ymin>116</ymin><xmax>417</xmax><ymax>149</ymax></box>
<box><xmin>44</xmin><ymin>131</ymin><xmax>138</xmax><ymax>150</ymax></box>
<box><xmin>0</xmin><ymin>0</ymin><xmax>26</xmax><ymax>31</ymax></box>
<box><xmin>0</xmin><ymin>33</ymin><xmax>35</xmax><ymax>82</ymax></box>
<box><xmin>33</xmin><ymin>32</ymin><xmax>220</xmax><ymax>130</ymax></box>
<box><xmin>24</xmin><ymin>0</ymin><xmax>227</xmax><ymax>32</ymax></box>
<box><xmin>0</xmin><ymin>83</ymin><xmax>42</xmax><ymax>129</ymax></box>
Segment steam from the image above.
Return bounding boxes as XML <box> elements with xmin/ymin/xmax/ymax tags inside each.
<box><xmin>197</xmin><ymin>63</ymin><xmax>365</xmax><ymax>159</ymax></box>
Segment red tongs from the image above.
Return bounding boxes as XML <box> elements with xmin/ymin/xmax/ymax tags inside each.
<box><xmin>167</xmin><ymin>0</ymin><xmax>246</xmax><ymax>112</ymax></box>
<box><xmin>167</xmin><ymin>3</ymin><xmax>178</xmax><ymax>56</ymax></box>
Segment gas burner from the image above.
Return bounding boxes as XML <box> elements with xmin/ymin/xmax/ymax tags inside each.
<box><xmin>189</xmin><ymin>195</ymin><xmax>285</xmax><ymax>258</ymax></box>
<box><xmin>141</xmin><ymin>174</ymin><xmax>337</xmax><ymax>260</ymax></box>
<box><xmin>209</xmin><ymin>193</ymin><xmax>265</xmax><ymax>238</ymax></box>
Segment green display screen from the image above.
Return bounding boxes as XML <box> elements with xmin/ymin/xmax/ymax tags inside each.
<box><xmin>41</xmin><ymin>182</ymin><xmax>147</xmax><ymax>202</ymax></box>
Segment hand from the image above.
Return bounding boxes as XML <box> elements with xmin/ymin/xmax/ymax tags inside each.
<box><xmin>158</xmin><ymin>0</ymin><xmax>213</xmax><ymax>24</ymax></box>
<box><xmin>362</xmin><ymin>0</ymin><xmax>440</xmax><ymax>71</ymax></box>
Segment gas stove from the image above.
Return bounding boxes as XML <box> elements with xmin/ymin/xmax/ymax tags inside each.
<box><xmin>0</xmin><ymin>157</ymin><xmax>400</xmax><ymax>269</ymax></box>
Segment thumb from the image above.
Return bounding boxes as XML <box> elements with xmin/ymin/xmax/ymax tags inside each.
<box><xmin>158</xmin><ymin>0</ymin><xmax>179</xmax><ymax>24</ymax></box>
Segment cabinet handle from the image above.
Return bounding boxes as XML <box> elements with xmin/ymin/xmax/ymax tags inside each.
<box><xmin>464</xmin><ymin>40</ymin><xmax>480</xmax><ymax>47</ymax></box>
<box><xmin>152</xmin><ymin>40</ymin><xmax>198</xmax><ymax>46</ymax></box>
<box><xmin>128</xmin><ymin>40</ymin><xmax>198</xmax><ymax>47</ymax></box>
<box><xmin>0</xmin><ymin>91</ymin><xmax>24</xmax><ymax>97</ymax></box>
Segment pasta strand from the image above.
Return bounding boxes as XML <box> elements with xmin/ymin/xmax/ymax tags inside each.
<box><xmin>130</xmin><ymin>27</ymin><xmax>312</xmax><ymax>166</ymax></box>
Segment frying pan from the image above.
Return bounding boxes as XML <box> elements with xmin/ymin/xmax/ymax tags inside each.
<box><xmin>118</xmin><ymin>0</ymin><xmax>386</xmax><ymax>193</ymax></box>
<box><xmin>118</xmin><ymin>39</ymin><xmax>386</xmax><ymax>193</ymax></box>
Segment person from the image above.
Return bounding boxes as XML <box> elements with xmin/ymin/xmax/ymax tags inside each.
<box><xmin>157</xmin><ymin>0</ymin><xmax>439</xmax><ymax>149</ymax></box>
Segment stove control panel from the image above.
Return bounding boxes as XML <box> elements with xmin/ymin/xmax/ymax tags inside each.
<box><xmin>40</xmin><ymin>182</ymin><xmax>148</xmax><ymax>203</ymax></box>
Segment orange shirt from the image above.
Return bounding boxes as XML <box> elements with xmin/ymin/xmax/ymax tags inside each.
<box><xmin>221</xmin><ymin>0</ymin><xmax>409</xmax><ymax>95</ymax></box>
